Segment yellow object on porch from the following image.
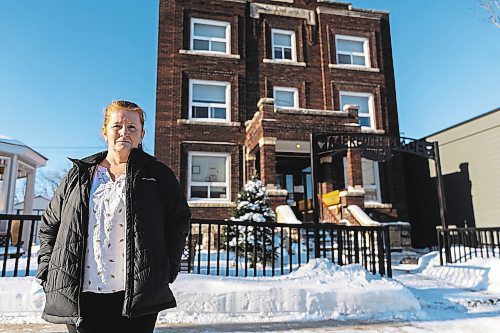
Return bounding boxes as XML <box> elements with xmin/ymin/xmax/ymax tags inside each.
<box><xmin>322</xmin><ymin>190</ymin><xmax>340</xmax><ymax>207</ymax></box>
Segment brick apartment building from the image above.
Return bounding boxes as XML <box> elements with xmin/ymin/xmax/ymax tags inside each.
<box><xmin>155</xmin><ymin>0</ymin><xmax>408</xmax><ymax>223</ymax></box>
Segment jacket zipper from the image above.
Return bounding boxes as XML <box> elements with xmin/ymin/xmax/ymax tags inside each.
<box><xmin>125</xmin><ymin>165</ymin><xmax>135</xmax><ymax>317</ymax></box>
<box><xmin>77</xmin><ymin>166</ymin><xmax>92</xmax><ymax>327</ymax></box>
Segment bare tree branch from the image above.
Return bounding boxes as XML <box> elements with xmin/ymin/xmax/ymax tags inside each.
<box><xmin>479</xmin><ymin>0</ymin><xmax>500</xmax><ymax>27</ymax></box>
<box><xmin>36</xmin><ymin>169</ymin><xmax>67</xmax><ymax>198</ymax></box>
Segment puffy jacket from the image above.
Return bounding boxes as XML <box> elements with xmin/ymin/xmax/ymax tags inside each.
<box><xmin>36</xmin><ymin>148</ymin><xmax>191</xmax><ymax>325</ymax></box>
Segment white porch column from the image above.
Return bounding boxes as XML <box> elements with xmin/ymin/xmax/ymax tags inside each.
<box><xmin>0</xmin><ymin>157</ymin><xmax>11</xmax><ymax>213</ymax></box>
<box><xmin>21</xmin><ymin>169</ymin><xmax>37</xmax><ymax>250</ymax></box>
<box><xmin>6</xmin><ymin>154</ymin><xmax>18</xmax><ymax>214</ymax></box>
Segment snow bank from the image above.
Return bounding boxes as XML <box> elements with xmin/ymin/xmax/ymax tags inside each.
<box><xmin>416</xmin><ymin>251</ymin><xmax>500</xmax><ymax>292</ymax></box>
<box><xmin>158</xmin><ymin>259</ymin><xmax>420</xmax><ymax>323</ymax></box>
<box><xmin>0</xmin><ymin>259</ymin><xmax>421</xmax><ymax>324</ymax></box>
<box><xmin>0</xmin><ymin>278</ymin><xmax>45</xmax><ymax>323</ymax></box>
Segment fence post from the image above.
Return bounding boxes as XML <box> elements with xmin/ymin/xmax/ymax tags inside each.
<box><xmin>436</xmin><ymin>228</ymin><xmax>443</xmax><ymax>266</ymax></box>
<box><xmin>384</xmin><ymin>227</ymin><xmax>392</xmax><ymax>278</ymax></box>
<box><xmin>376</xmin><ymin>230</ymin><xmax>386</xmax><ymax>276</ymax></box>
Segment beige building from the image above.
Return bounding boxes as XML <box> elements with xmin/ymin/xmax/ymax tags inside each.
<box><xmin>426</xmin><ymin>108</ymin><xmax>500</xmax><ymax>228</ymax></box>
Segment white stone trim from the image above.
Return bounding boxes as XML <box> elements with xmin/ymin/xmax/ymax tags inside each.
<box><xmin>179</xmin><ymin>49</ymin><xmax>241</xmax><ymax>59</ymax></box>
<box><xmin>361</xmin><ymin>128</ymin><xmax>385</xmax><ymax>134</ymax></box>
<box><xmin>329</xmin><ymin>64</ymin><xmax>380</xmax><ymax>72</ymax></box>
<box><xmin>263</xmin><ymin>58</ymin><xmax>306</xmax><ymax>67</ymax></box>
<box><xmin>267</xmin><ymin>189</ymin><xmax>289</xmax><ymax>196</ymax></box>
<box><xmin>182</xmin><ymin>141</ymin><xmax>238</xmax><ymax>146</ymax></box>
<box><xmin>250</xmin><ymin>3</ymin><xmax>316</xmax><ymax>25</ymax></box>
<box><xmin>364</xmin><ymin>202</ymin><xmax>393</xmax><ymax>209</ymax></box>
<box><xmin>259</xmin><ymin>137</ymin><xmax>277</xmax><ymax>146</ymax></box>
<box><xmin>275</xmin><ymin>107</ymin><xmax>347</xmax><ymax>117</ymax></box>
<box><xmin>316</xmin><ymin>6</ymin><xmax>387</xmax><ymax>19</ymax></box>
<box><xmin>188</xmin><ymin>201</ymin><xmax>236</xmax><ymax>208</ymax></box>
<box><xmin>177</xmin><ymin>119</ymin><xmax>240</xmax><ymax>127</ymax></box>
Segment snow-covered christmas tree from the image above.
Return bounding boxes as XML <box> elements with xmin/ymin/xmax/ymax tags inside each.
<box><xmin>228</xmin><ymin>177</ymin><xmax>278</xmax><ymax>266</ymax></box>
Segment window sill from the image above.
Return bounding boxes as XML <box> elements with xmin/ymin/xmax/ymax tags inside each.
<box><xmin>263</xmin><ymin>59</ymin><xmax>306</xmax><ymax>67</ymax></box>
<box><xmin>188</xmin><ymin>201</ymin><xmax>235</xmax><ymax>208</ymax></box>
<box><xmin>329</xmin><ymin>64</ymin><xmax>380</xmax><ymax>72</ymax></box>
<box><xmin>179</xmin><ymin>49</ymin><xmax>240</xmax><ymax>59</ymax></box>
<box><xmin>361</xmin><ymin>127</ymin><xmax>385</xmax><ymax>134</ymax></box>
<box><xmin>178</xmin><ymin>119</ymin><xmax>241</xmax><ymax>127</ymax></box>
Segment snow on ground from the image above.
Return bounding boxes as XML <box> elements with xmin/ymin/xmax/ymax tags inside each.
<box><xmin>1</xmin><ymin>249</ymin><xmax>500</xmax><ymax>332</ymax></box>
<box><xmin>0</xmin><ymin>259</ymin><xmax>420</xmax><ymax>324</ymax></box>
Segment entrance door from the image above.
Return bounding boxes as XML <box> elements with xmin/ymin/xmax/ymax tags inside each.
<box><xmin>276</xmin><ymin>155</ymin><xmax>313</xmax><ymax>222</ymax></box>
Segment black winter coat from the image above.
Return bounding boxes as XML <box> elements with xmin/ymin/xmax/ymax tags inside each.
<box><xmin>36</xmin><ymin>148</ymin><xmax>191</xmax><ymax>325</ymax></box>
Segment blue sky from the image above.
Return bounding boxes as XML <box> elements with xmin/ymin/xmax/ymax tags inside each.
<box><xmin>1</xmin><ymin>0</ymin><xmax>498</xmax><ymax>173</ymax></box>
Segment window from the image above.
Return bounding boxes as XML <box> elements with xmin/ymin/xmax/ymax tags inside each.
<box><xmin>189</xmin><ymin>80</ymin><xmax>230</xmax><ymax>121</ymax></box>
<box><xmin>273</xmin><ymin>87</ymin><xmax>298</xmax><ymax>108</ymax></box>
<box><xmin>272</xmin><ymin>29</ymin><xmax>296</xmax><ymax>61</ymax></box>
<box><xmin>188</xmin><ymin>152</ymin><xmax>230</xmax><ymax>201</ymax></box>
<box><xmin>190</xmin><ymin>18</ymin><xmax>230</xmax><ymax>54</ymax></box>
<box><xmin>339</xmin><ymin>91</ymin><xmax>375</xmax><ymax>128</ymax></box>
<box><xmin>335</xmin><ymin>35</ymin><xmax>370</xmax><ymax>67</ymax></box>
<box><xmin>361</xmin><ymin>159</ymin><xmax>381</xmax><ymax>202</ymax></box>
<box><xmin>343</xmin><ymin>157</ymin><xmax>381</xmax><ymax>203</ymax></box>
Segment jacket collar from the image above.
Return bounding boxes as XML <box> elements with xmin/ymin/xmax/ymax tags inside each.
<box><xmin>68</xmin><ymin>148</ymin><xmax>156</xmax><ymax>170</ymax></box>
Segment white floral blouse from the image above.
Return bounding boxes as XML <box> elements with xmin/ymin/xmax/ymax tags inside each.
<box><xmin>82</xmin><ymin>165</ymin><xmax>126</xmax><ymax>293</ymax></box>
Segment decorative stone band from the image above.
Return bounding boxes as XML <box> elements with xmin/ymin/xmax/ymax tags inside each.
<box><xmin>250</xmin><ymin>2</ymin><xmax>316</xmax><ymax>25</ymax></box>
<box><xmin>259</xmin><ymin>137</ymin><xmax>277</xmax><ymax>146</ymax></box>
<box><xmin>188</xmin><ymin>201</ymin><xmax>236</xmax><ymax>208</ymax></box>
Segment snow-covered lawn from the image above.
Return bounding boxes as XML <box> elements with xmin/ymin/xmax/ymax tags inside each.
<box><xmin>1</xmin><ymin>249</ymin><xmax>499</xmax><ymax>332</ymax></box>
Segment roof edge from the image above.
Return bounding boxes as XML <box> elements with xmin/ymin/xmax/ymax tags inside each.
<box><xmin>424</xmin><ymin>107</ymin><xmax>500</xmax><ymax>139</ymax></box>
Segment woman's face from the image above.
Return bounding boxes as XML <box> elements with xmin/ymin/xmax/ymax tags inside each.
<box><xmin>104</xmin><ymin>109</ymin><xmax>143</xmax><ymax>155</ymax></box>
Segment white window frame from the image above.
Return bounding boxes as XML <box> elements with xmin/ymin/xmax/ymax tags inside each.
<box><xmin>343</xmin><ymin>157</ymin><xmax>382</xmax><ymax>203</ymax></box>
<box><xmin>273</xmin><ymin>86</ymin><xmax>299</xmax><ymax>109</ymax></box>
<box><xmin>339</xmin><ymin>91</ymin><xmax>376</xmax><ymax>129</ymax></box>
<box><xmin>271</xmin><ymin>29</ymin><xmax>296</xmax><ymax>62</ymax></box>
<box><xmin>189</xmin><ymin>79</ymin><xmax>231</xmax><ymax>122</ymax></box>
<box><xmin>187</xmin><ymin>152</ymin><xmax>231</xmax><ymax>202</ymax></box>
<box><xmin>190</xmin><ymin>18</ymin><xmax>231</xmax><ymax>54</ymax></box>
<box><xmin>335</xmin><ymin>35</ymin><xmax>370</xmax><ymax>68</ymax></box>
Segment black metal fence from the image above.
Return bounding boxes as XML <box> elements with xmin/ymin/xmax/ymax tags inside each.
<box><xmin>0</xmin><ymin>214</ymin><xmax>392</xmax><ymax>279</ymax></box>
<box><xmin>437</xmin><ymin>226</ymin><xmax>500</xmax><ymax>265</ymax></box>
<box><xmin>186</xmin><ymin>219</ymin><xmax>392</xmax><ymax>277</ymax></box>
<box><xmin>0</xmin><ymin>214</ymin><xmax>41</xmax><ymax>277</ymax></box>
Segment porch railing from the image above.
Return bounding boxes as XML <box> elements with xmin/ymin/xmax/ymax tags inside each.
<box><xmin>0</xmin><ymin>214</ymin><xmax>41</xmax><ymax>277</ymax></box>
<box><xmin>186</xmin><ymin>219</ymin><xmax>392</xmax><ymax>277</ymax></box>
<box><xmin>437</xmin><ymin>226</ymin><xmax>500</xmax><ymax>264</ymax></box>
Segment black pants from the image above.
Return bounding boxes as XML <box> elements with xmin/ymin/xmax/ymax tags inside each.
<box><xmin>66</xmin><ymin>291</ymin><xmax>158</xmax><ymax>333</ymax></box>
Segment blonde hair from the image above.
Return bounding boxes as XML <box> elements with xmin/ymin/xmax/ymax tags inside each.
<box><xmin>102</xmin><ymin>100</ymin><xmax>146</xmax><ymax>137</ymax></box>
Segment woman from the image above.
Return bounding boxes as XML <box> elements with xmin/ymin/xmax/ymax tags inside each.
<box><xmin>36</xmin><ymin>101</ymin><xmax>191</xmax><ymax>333</ymax></box>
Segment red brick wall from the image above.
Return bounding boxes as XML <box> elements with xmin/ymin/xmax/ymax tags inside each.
<box><xmin>155</xmin><ymin>0</ymin><xmax>408</xmax><ymax>221</ymax></box>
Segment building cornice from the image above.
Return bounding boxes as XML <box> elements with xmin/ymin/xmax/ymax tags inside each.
<box><xmin>316</xmin><ymin>6</ymin><xmax>386</xmax><ymax>20</ymax></box>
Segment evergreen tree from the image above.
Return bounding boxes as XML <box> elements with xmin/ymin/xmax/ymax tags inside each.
<box><xmin>228</xmin><ymin>177</ymin><xmax>278</xmax><ymax>267</ymax></box>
